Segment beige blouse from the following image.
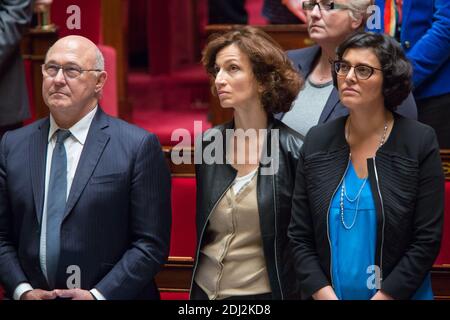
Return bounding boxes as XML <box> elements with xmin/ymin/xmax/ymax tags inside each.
<box><xmin>194</xmin><ymin>173</ymin><xmax>271</xmax><ymax>300</ymax></box>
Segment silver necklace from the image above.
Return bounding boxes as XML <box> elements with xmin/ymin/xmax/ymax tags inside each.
<box><xmin>340</xmin><ymin>118</ymin><xmax>389</xmax><ymax>230</ymax></box>
<box><xmin>340</xmin><ymin>177</ymin><xmax>367</xmax><ymax>229</ymax></box>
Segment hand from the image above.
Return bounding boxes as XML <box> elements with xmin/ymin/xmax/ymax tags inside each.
<box><xmin>21</xmin><ymin>289</ymin><xmax>57</xmax><ymax>300</ymax></box>
<box><xmin>54</xmin><ymin>288</ymin><xmax>95</xmax><ymax>300</ymax></box>
<box><xmin>282</xmin><ymin>0</ymin><xmax>308</xmax><ymax>23</ymax></box>
<box><xmin>312</xmin><ymin>285</ymin><xmax>339</xmax><ymax>300</ymax></box>
<box><xmin>34</xmin><ymin>0</ymin><xmax>53</xmax><ymax>13</ymax></box>
<box><xmin>371</xmin><ymin>290</ymin><xmax>394</xmax><ymax>300</ymax></box>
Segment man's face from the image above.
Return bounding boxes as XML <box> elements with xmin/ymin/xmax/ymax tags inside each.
<box><xmin>42</xmin><ymin>40</ymin><xmax>101</xmax><ymax>118</ymax></box>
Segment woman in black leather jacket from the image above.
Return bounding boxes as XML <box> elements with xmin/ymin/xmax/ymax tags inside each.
<box><xmin>288</xmin><ymin>32</ymin><xmax>444</xmax><ymax>300</ymax></box>
<box><xmin>190</xmin><ymin>26</ymin><xmax>303</xmax><ymax>300</ymax></box>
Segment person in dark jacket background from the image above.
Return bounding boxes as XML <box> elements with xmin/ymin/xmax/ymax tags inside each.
<box><xmin>190</xmin><ymin>26</ymin><xmax>303</xmax><ymax>300</ymax></box>
<box><xmin>288</xmin><ymin>32</ymin><xmax>444</xmax><ymax>300</ymax></box>
<box><xmin>370</xmin><ymin>0</ymin><xmax>450</xmax><ymax>148</ymax></box>
<box><xmin>0</xmin><ymin>0</ymin><xmax>33</xmax><ymax>139</ymax></box>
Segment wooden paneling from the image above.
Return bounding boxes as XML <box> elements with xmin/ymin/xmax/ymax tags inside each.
<box><xmin>101</xmin><ymin>0</ymin><xmax>131</xmax><ymax>121</ymax></box>
<box><xmin>441</xmin><ymin>149</ymin><xmax>450</xmax><ymax>181</ymax></box>
<box><xmin>432</xmin><ymin>265</ymin><xmax>450</xmax><ymax>300</ymax></box>
<box><xmin>163</xmin><ymin>146</ymin><xmax>450</xmax><ymax>180</ymax></box>
<box><xmin>163</xmin><ymin>146</ymin><xmax>196</xmax><ymax>177</ymax></box>
<box><xmin>156</xmin><ymin>261</ymin><xmax>450</xmax><ymax>299</ymax></box>
<box><xmin>205</xmin><ymin>24</ymin><xmax>312</xmax><ymax>51</ymax></box>
<box><xmin>21</xmin><ymin>27</ymin><xmax>59</xmax><ymax>120</ymax></box>
<box><xmin>156</xmin><ymin>257</ymin><xmax>194</xmax><ymax>292</ymax></box>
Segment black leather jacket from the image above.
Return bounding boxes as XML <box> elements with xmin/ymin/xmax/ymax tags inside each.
<box><xmin>190</xmin><ymin>117</ymin><xmax>303</xmax><ymax>299</ymax></box>
<box><xmin>288</xmin><ymin>114</ymin><xmax>445</xmax><ymax>300</ymax></box>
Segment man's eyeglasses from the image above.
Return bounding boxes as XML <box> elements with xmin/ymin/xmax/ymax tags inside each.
<box><xmin>302</xmin><ymin>1</ymin><xmax>350</xmax><ymax>11</ymax></box>
<box><xmin>42</xmin><ymin>63</ymin><xmax>102</xmax><ymax>79</ymax></box>
<box><xmin>333</xmin><ymin>61</ymin><xmax>383</xmax><ymax>80</ymax></box>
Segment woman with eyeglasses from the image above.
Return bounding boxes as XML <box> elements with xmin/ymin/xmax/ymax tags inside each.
<box><xmin>279</xmin><ymin>0</ymin><xmax>417</xmax><ymax>144</ymax></box>
<box><xmin>288</xmin><ymin>32</ymin><xmax>444</xmax><ymax>300</ymax></box>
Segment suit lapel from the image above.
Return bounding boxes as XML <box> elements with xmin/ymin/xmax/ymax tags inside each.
<box><xmin>63</xmin><ymin>109</ymin><xmax>110</xmax><ymax>221</ymax></box>
<box><xmin>30</xmin><ymin>119</ymin><xmax>50</xmax><ymax>225</ymax></box>
<box><xmin>318</xmin><ymin>88</ymin><xmax>341</xmax><ymax>124</ymax></box>
<box><xmin>296</xmin><ymin>45</ymin><xmax>321</xmax><ymax>78</ymax></box>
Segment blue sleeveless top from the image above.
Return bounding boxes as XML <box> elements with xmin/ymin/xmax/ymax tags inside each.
<box><xmin>329</xmin><ymin>161</ymin><xmax>434</xmax><ymax>300</ymax></box>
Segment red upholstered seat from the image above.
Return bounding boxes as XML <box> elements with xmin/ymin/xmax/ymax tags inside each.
<box><xmin>160</xmin><ymin>291</ymin><xmax>190</xmax><ymax>300</ymax></box>
<box><xmin>98</xmin><ymin>45</ymin><xmax>118</xmax><ymax>117</ymax></box>
<box><xmin>133</xmin><ymin>109</ymin><xmax>210</xmax><ymax>147</ymax></box>
<box><xmin>170</xmin><ymin>177</ymin><xmax>197</xmax><ymax>258</ymax></box>
<box><xmin>435</xmin><ymin>182</ymin><xmax>450</xmax><ymax>265</ymax></box>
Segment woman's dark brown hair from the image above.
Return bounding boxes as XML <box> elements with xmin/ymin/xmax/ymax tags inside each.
<box><xmin>202</xmin><ymin>26</ymin><xmax>303</xmax><ymax>114</ymax></box>
<box><xmin>334</xmin><ymin>32</ymin><xmax>413</xmax><ymax>111</ymax></box>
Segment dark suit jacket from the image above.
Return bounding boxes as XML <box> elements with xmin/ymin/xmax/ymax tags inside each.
<box><xmin>0</xmin><ymin>108</ymin><xmax>172</xmax><ymax>299</ymax></box>
<box><xmin>278</xmin><ymin>45</ymin><xmax>418</xmax><ymax>123</ymax></box>
<box><xmin>0</xmin><ymin>0</ymin><xmax>33</xmax><ymax>126</ymax></box>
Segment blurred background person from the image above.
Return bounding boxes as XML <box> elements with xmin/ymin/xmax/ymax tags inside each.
<box><xmin>0</xmin><ymin>0</ymin><xmax>33</xmax><ymax>139</ymax></box>
<box><xmin>191</xmin><ymin>26</ymin><xmax>303</xmax><ymax>300</ymax></box>
<box><xmin>370</xmin><ymin>0</ymin><xmax>450</xmax><ymax>148</ymax></box>
<box><xmin>289</xmin><ymin>32</ymin><xmax>444</xmax><ymax>300</ymax></box>
<box><xmin>208</xmin><ymin>0</ymin><xmax>249</xmax><ymax>24</ymax></box>
<box><xmin>262</xmin><ymin>0</ymin><xmax>307</xmax><ymax>24</ymax></box>
<box><xmin>208</xmin><ymin>0</ymin><xmax>307</xmax><ymax>24</ymax></box>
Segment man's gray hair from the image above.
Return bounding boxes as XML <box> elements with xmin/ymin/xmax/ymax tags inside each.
<box><xmin>94</xmin><ymin>47</ymin><xmax>105</xmax><ymax>71</ymax></box>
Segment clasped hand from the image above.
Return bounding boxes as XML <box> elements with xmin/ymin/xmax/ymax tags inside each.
<box><xmin>21</xmin><ymin>288</ymin><xmax>94</xmax><ymax>300</ymax></box>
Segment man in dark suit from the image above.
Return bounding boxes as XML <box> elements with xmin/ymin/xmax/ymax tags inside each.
<box><xmin>0</xmin><ymin>0</ymin><xmax>33</xmax><ymax>139</ymax></box>
<box><xmin>0</xmin><ymin>35</ymin><xmax>172</xmax><ymax>300</ymax></box>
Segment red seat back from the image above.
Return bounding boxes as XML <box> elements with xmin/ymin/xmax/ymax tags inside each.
<box><xmin>436</xmin><ymin>182</ymin><xmax>450</xmax><ymax>264</ymax></box>
<box><xmin>98</xmin><ymin>45</ymin><xmax>118</xmax><ymax>117</ymax></box>
<box><xmin>170</xmin><ymin>177</ymin><xmax>197</xmax><ymax>258</ymax></box>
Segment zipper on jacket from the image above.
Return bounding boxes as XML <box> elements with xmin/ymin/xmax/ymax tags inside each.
<box><xmin>372</xmin><ymin>157</ymin><xmax>385</xmax><ymax>286</ymax></box>
<box><xmin>326</xmin><ymin>156</ymin><xmax>351</xmax><ymax>291</ymax></box>
<box><xmin>272</xmin><ymin>174</ymin><xmax>284</xmax><ymax>299</ymax></box>
<box><xmin>189</xmin><ymin>179</ymin><xmax>235</xmax><ymax>297</ymax></box>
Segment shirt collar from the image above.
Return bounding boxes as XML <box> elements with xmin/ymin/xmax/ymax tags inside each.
<box><xmin>48</xmin><ymin>106</ymin><xmax>98</xmax><ymax>145</ymax></box>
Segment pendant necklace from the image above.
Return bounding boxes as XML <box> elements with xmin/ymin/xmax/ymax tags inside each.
<box><xmin>340</xmin><ymin>118</ymin><xmax>389</xmax><ymax>229</ymax></box>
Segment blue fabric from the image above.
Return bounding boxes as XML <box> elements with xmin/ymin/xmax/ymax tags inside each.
<box><xmin>329</xmin><ymin>162</ymin><xmax>377</xmax><ymax>300</ymax></box>
<box><xmin>45</xmin><ymin>129</ymin><xmax>71</xmax><ymax>289</ymax></box>
<box><xmin>330</xmin><ymin>161</ymin><xmax>434</xmax><ymax>300</ymax></box>
<box><xmin>369</xmin><ymin>0</ymin><xmax>450</xmax><ymax>99</ymax></box>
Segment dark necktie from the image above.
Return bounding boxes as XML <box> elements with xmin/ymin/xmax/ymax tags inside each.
<box><xmin>46</xmin><ymin>129</ymin><xmax>71</xmax><ymax>288</ymax></box>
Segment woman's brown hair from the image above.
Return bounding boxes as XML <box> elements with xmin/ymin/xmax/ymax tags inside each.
<box><xmin>202</xmin><ymin>26</ymin><xmax>303</xmax><ymax>114</ymax></box>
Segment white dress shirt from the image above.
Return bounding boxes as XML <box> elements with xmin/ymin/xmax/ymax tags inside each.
<box><xmin>14</xmin><ymin>106</ymin><xmax>105</xmax><ymax>300</ymax></box>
